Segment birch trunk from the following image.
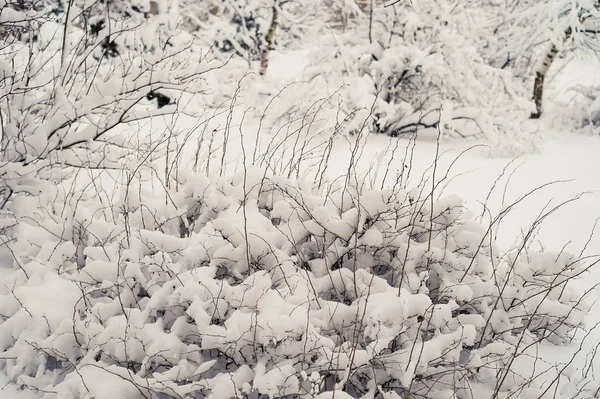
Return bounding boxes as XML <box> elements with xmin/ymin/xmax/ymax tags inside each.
<box><xmin>530</xmin><ymin>42</ymin><xmax>561</xmax><ymax>119</ymax></box>
<box><xmin>259</xmin><ymin>0</ymin><xmax>279</xmax><ymax>76</ymax></box>
<box><xmin>531</xmin><ymin>1</ymin><xmax>599</xmax><ymax>118</ymax></box>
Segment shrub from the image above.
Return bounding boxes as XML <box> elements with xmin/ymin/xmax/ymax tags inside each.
<box><xmin>0</xmin><ymin>164</ymin><xmax>593</xmax><ymax>398</ymax></box>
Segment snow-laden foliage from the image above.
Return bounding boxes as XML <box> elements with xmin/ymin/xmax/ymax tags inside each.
<box><xmin>211</xmin><ymin>0</ymin><xmax>535</xmax><ymax>149</ymax></box>
<box><xmin>189</xmin><ymin>0</ymin><xmax>599</xmax><ymax>144</ymax></box>
<box><xmin>180</xmin><ymin>0</ymin><xmax>335</xmax><ymax>65</ymax></box>
<box><xmin>343</xmin><ymin>1</ymin><xmax>537</xmax><ymax>139</ymax></box>
<box><xmin>490</xmin><ymin>0</ymin><xmax>600</xmax><ymax>77</ymax></box>
<box><xmin>568</xmin><ymin>84</ymin><xmax>600</xmax><ymax>132</ymax></box>
<box><xmin>0</xmin><ymin>0</ymin><xmax>209</xmax><ymax>209</ymax></box>
<box><xmin>0</xmin><ymin>167</ymin><xmax>592</xmax><ymax>398</ymax></box>
<box><xmin>0</xmin><ymin>0</ymin><xmax>598</xmax><ymax>397</ymax></box>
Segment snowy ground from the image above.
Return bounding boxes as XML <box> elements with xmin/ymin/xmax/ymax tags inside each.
<box><xmin>0</xmin><ymin>53</ymin><xmax>599</xmax><ymax>397</ymax></box>
<box><xmin>0</xmin><ymin>375</ymin><xmax>39</xmax><ymax>399</ymax></box>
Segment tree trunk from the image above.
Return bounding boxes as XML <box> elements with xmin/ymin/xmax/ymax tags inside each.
<box><xmin>149</xmin><ymin>1</ymin><xmax>159</xmax><ymax>16</ymax></box>
<box><xmin>531</xmin><ymin>0</ymin><xmax>600</xmax><ymax>118</ymax></box>
<box><xmin>259</xmin><ymin>0</ymin><xmax>279</xmax><ymax>76</ymax></box>
<box><xmin>530</xmin><ymin>43</ymin><xmax>560</xmax><ymax>119</ymax></box>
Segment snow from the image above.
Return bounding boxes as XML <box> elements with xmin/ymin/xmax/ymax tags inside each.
<box><xmin>2</xmin><ymin>130</ymin><xmax>599</xmax><ymax>398</ymax></box>
<box><xmin>0</xmin><ymin>374</ymin><xmax>39</xmax><ymax>399</ymax></box>
<box><xmin>0</xmin><ymin>7</ymin><xmax>29</xmax><ymax>24</ymax></box>
<box><xmin>1</xmin><ymin>5</ymin><xmax>600</xmax><ymax>397</ymax></box>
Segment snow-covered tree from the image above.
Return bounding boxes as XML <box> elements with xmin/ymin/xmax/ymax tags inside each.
<box><xmin>281</xmin><ymin>0</ymin><xmax>532</xmax><ymax>143</ymax></box>
<box><xmin>488</xmin><ymin>0</ymin><xmax>600</xmax><ymax>117</ymax></box>
<box><xmin>178</xmin><ymin>0</ymin><xmax>357</xmax><ymax>73</ymax></box>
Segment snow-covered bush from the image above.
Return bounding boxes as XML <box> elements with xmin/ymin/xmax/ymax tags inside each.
<box><xmin>234</xmin><ymin>0</ymin><xmax>534</xmax><ymax>144</ymax></box>
<box><xmin>569</xmin><ymin>84</ymin><xmax>600</xmax><ymax>132</ymax></box>
<box><xmin>0</xmin><ymin>0</ymin><xmax>211</xmax><ymax>210</ymax></box>
<box><xmin>363</xmin><ymin>1</ymin><xmax>534</xmax><ymax>137</ymax></box>
<box><xmin>0</xmin><ymin>162</ymin><xmax>592</xmax><ymax>398</ymax></box>
<box><xmin>172</xmin><ymin>0</ymin><xmax>545</xmax><ymax>150</ymax></box>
